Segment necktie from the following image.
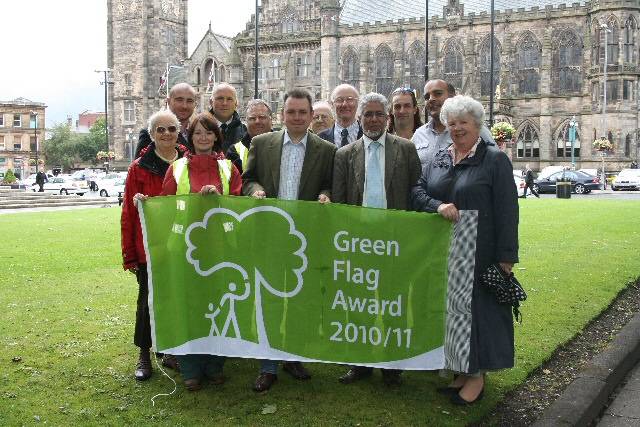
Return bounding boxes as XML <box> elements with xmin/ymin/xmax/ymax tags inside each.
<box><xmin>220</xmin><ymin>123</ymin><xmax>228</xmax><ymax>135</ymax></box>
<box><xmin>340</xmin><ymin>128</ymin><xmax>349</xmax><ymax>147</ymax></box>
<box><xmin>365</xmin><ymin>141</ymin><xmax>384</xmax><ymax>208</ymax></box>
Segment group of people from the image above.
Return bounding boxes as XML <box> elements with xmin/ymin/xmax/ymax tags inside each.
<box><xmin>120</xmin><ymin>78</ymin><xmax>519</xmax><ymax>405</ymax></box>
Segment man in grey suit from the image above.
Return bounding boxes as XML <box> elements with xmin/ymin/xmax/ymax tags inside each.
<box><xmin>332</xmin><ymin>93</ymin><xmax>421</xmax><ymax>386</ymax></box>
<box><xmin>242</xmin><ymin>88</ymin><xmax>337</xmax><ymax>392</ymax></box>
<box><xmin>318</xmin><ymin>84</ymin><xmax>363</xmax><ymax>147</ymax></box>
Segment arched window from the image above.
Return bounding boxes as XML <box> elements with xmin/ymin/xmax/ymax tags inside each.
<box><xmin>375</xmin><ymin>44</ymin><xmax>395</xmax><ymax>97</ymax></box>
<box><xmin>315</xmin><ymin>52</ymin><xmax>321</xmax><ymax>76</ymax></box>
<box><xmin>596</xmin><ymin>17</ymin><xmax>620</xmax><ymax>65</ymax></box>
<box><xmin>271</xmin><ymin>58</ymin><xmax>280</xmax><ymax>80</ymax></box>
<box><xmin>204</xmin><ymin>59</ymin><xmax>213</xmax><ymax>84</ymax></box>
<box><xmin>624</xmin><ymin>17</ymin><xmax>637</xmax><ymax>64</ymax></box>
<box><xmin>608</xmin><ymin>131</ymin><xmax>614</xmax><ymax>146</ymax></box>
<box><xmin>479</xmin><ymin>36</ymin><xmax>500</xmax><ymax>97</ymax></box>
<box><xmin>341</xmin><ymin>48</ymin><xmax>359</xmax><ymax>87</ymax></box>
<box><xmin>442</xmin><ymin>39</ymin><xmax>463</xmax><ymax>93</ymax></box>
<box><xmin>552</xmin><ymin>30</ymin><xmax>582</xmax><ymax>94</ymax></box>
<box><xmin>555</xmin><ymin>120</ymin><xmax>581</xmax><ymax>158</ymax></box>
<box><xmin>407</xmin><ymin>41</ymin><xmax>425</xmax><ymax>99</ymax></box>
<box><xmin>219</xmin><ymin>65</ymin><xmax>226</xmax><ymax>82</ymax></box>
<box><xmin>515</xmin><ymin>32</ymin><xmax>540</xmax><ymax>95</ymax></box>
<box><xmin>214</xmin><ymin>62</ymin><xmax>219</xmax><ymax>82</ymax></box>
<box><xmin>196</xmin><ymin>67</ymin><xmax>201</xmax><ymax>85</ymax></box>
<box><xmin>516</xmin><ymin>123</ymin><xmax>540</xmax><ymax>158</ymax></box>
<box><xmin>625</xmin><ymin>134</ymin><xmax>631</xmax><ymax>156</ymax></box>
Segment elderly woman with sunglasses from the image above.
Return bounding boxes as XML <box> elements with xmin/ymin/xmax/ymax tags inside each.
<box><xmin>161</xmin><ymin>111</ymin><xmax>242</xmax><ymax>392</ymax></box>
<box><xmin>387</xmin><ymin>87</ymin><xmax>423</xmax><ymax>140</ymax></box>
<box><xmin>121</xmin><ymin>110</ymin><xmax>189</xmax><ymax>382</ymax></box>
<box><xmin>411</xmin><ymin>95</ymin><xmax>519</xmax><ymax>406</ymax></box>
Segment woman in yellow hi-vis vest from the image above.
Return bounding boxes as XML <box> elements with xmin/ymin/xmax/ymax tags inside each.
<box><xmin>161</xmin><ymin>112</ymin><xmax>242</xmax><ymax>391</ymax></box>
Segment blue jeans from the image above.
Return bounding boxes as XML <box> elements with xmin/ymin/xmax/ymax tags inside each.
<box><xmin>176</xmin><ymin>354</ymin><xmax>225</xmax><ymax>381</ymax></box>
<box><xmin>260</xmin><ymin>359</ymin><xmax>279</xmax><ymax>375</ymax></box>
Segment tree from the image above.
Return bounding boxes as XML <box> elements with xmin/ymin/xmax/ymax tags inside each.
<box><xmin>2</xmin><ymin>169</ymin><xmax>17</xmax><ymax>184</ymax></box>
<box><xmin>76</xmin><ymin>118</ymin><xmax>108</xmax><ymax>163</ymax></box>
<box><xmin>43</xmin><ymin>123</ymin><xmax>80</xmax><ymax>170</ymax></box>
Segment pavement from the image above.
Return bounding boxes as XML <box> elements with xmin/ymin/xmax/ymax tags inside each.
<box><xmin>532</xmin><ymin>311</ymin><xmax>640</xmax><ymax>426</ymax></box>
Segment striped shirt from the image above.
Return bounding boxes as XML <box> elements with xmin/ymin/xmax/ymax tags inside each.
<box><xmin>278</xmin><ymin>131</ymin><xmax>308</xmax><ymax>200</ymax></box>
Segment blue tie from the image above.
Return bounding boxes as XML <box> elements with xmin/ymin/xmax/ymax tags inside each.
<box><xmin>365</xmin><ymin>141</ymin><xmax>384</xmax><ymax>208</ymax></box>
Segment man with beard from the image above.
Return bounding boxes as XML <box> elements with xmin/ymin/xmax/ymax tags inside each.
<box><xmin>318</xmin><ymin>84</ymin><xmax>362</xmax><ymax>147</ymax></box>
<box><xmin>332</xmin><ymin>92</ymin><xmax>421</xmax><ymax>387</ymax></box>
<box><xmin>412</xmin><ymin>79</ymin><xmax>494</xmax><ymax>169</ymax></box>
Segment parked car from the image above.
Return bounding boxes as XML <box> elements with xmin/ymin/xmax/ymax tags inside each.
<box><xmin>537</xmin><ymin>166</ymin><xmax>566</xmax><ymax>180</ymax></box>
<box><xmin>98</xmin><ymin>177</ymin><xmax>125</xmax><ymax>197</ymax></box>
<box><xmin>533</xmin><ymin>170</ymin><xmax>600</xmax><ymax>194</ymax></box>
<box><xmin>513</xmin><ymin>170</ymin><xmax>526</xmax><ymax>197</ymax></box>
<box><xmin>21</xmin><ymin>172</ymin><xmax>54</xmax><ymax>187</ymax></box>
<box><xmin>30</xmin><ymin>176</ymin><xmax>87</xmax><ymax>195</ymax></box>
<box><xmin>611</xmin><ymin>169</ymin><xmax>640</xmax><ymax>191</ymax></box>
<box><xmin>94</xmin><ymin>172</ymin><xmax>127</xmax><ymax>193</ymax></box>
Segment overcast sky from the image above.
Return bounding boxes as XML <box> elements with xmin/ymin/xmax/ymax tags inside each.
<box><xmin>0</xmin><ymin>0</ymin><xmax>256</xmax><ymax>128</ymax></box>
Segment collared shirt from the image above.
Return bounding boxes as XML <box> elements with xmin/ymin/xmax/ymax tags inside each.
<box><xmin>447</xmin><ymin>137</ymin><xmax>481</xmax><ymax>165</ymax></box>
<box><xmin>278</xmin><ymin>130</ymin><xmax>308</xmax><ymax>200</ymax></box>
<box><xmin>362</xmin><ymin>132</ymin><xmax>387</xmax><ymax>209</ymax></box>
<box><xmin>334</xmin><ymin>121</ymin><xmax>360</xmax><ymax>146</ymax></box>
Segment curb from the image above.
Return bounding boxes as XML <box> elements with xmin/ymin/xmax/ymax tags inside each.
<box><xmin>532</xmin><ymin>312</ymin><xmax>640</xmax><ymax>426</ymax></box>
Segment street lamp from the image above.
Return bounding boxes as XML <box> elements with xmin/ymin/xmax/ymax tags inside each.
<box><xmin>600</xmin><ymin>22</ymin><xmax>611</xmax><ymax>189</ymax></box>
<box><xmin>126</xmin><ymin>130</ymin><xmax>135</xmax><ymax>163</ymax></box>
<box><xmin>95</xmin><ymin>69</ymin><xmax>112</xmax><ymax>153</ymax></box>
<box><xmin>569</xmin><ymin>115</ymin><xmax>578</xmax><ymax>170</ymax></box>
<box><xmin>30</xmin><ymin>111</ymin><xmax>38</xmax><ymax>174</ymax></box>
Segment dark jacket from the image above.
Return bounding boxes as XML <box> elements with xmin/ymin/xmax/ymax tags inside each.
<box><xmin>318</xmin><ymin>124</ymin><xmax>363</xmax><ymax>147</ymax></box>
<box><xmin>208</xmin><ymin>109</ymin><xmax>247</xmax><ymax>153</ymax></box>
<box><xmin>135</xmin><ymin>128</ymin><xmax>192</xmax><ymax>159</ymax></box>
<box><xmin>121</xmin><ymin>143</ymin><xmax>188</xmax><ymax>270</ymax></box>
<box><xmin>35</xmin><ymin>171</ymin><xmax>47</xmax><ymax>185</ymax></box>
<box><xmin>525</xmin><ymin>169</ymin><xmax>535</xmax><ymax>184</ymax></box>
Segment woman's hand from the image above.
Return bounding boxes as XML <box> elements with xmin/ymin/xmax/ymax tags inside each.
<box><xmin>437</xmin><ymin>203</ymin><xmax>460</xmax><ymax>223</ymax></box>
<box><xmin>199</xmin><ymin>185</ymin><xmax>220</xmax><ymax>195</ymax></box>
<box><xmin>133</xmin><ymin>193</ymin><xmax>149</xmax><ymax>207</ymax></box>
<box><xmin>498</xmin><ymin>262</ymin><xmax>514</xmax><ymax>275</ymax></box>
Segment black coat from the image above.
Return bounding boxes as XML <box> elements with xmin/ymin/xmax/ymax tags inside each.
<box><xmin>411</xmin><ymin>139</ymin><xmax>519</xmax><ymax>373</ymax></box>
<box><xmin>208</xmin><ymin>109</ymin><xmax>247</xmax><ymax>153</ymax></box>
<box><xmin>134</xmin><ymin>128</ymin><xmax>192</xmax><ymax>159</ymax></box>
<box><xmin>318</xmin><ymin>124</ymin><xmax>363</xmax><ymax>147</ymax></box>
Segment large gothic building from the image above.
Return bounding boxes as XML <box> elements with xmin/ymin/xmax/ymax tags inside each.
<box><xmin>107</xmin><ymin>0</ymin><xmax>640</xmax><ymax>170</ymax></box>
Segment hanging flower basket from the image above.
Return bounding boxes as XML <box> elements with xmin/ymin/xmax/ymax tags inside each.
<box><xmin>490</xmin><ymin>122</ymin><xmax>516</xmax><ymax>145</ymax></box>
<box><xmin>96</xmin><ymin>151</ymin><xmax>116</xmax><ymax>161</ymax></box>
<box><xmin>592</xmin><ymin>139</ymin><xmax>613</xmax><ymax>151</ymax></box>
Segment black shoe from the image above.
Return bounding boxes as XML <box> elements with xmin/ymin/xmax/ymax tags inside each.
<box><xmin>382</xmin><ymin>370</ymin><xmax>402</xmax><ymax>387</ymax></box>
<box><xmin>282</xmin><ymin>361</ymin><xmax>311</xmax><ymax>380</ymax></box>
<box><xmin>339</xmin><ymin>367</ymin><xmax>373</xmax><ymax>384</ymax></box>
<box><xmin>450</xmin><ymin>389</ymin><xmax>484</xmax><ymax>405</ymax></box>
<box><xmin>134</xmin><ymin>348</ymin><xmax>152</xmax><ymax>381</ymax></box>
<box><xmin>253</xmin><ymin>372</ymin><xmax>277</xmax><ymax>392</ymax></box>
<box><xmin>437</xmin><ymin>386</ymin><xmax>462</xmax><ymax>395</ymax></box>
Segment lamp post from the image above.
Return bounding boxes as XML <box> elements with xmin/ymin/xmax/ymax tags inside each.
<box><xmin>95</xmin><ymin>69</ymin><xmax>112</xmax><ymax>152</ymax></box>
<box><xmin>424</xmin><ymin>0</ymin><xmax>429</xmax><ymax>82</ymax></box>
<box><xmin>569</xmin><ymin>115</ymin><xmax>578</xmax><ymax>170</ymax></box>
<box><xmin>600</xmin><ymin>22</ymin><xmax>611</xmax><ymax>189</ymax></box>
<box><xmin>30</xmin><ymin>111</ymin><xmax>38</xmax><ymax>175</ymax></box>
<box><xmin>126</xmin><ymin>130</ymin><xmax>134</xmax><ymax>163</ymax></box>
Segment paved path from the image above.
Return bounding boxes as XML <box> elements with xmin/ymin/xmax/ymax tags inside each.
<box><xmin>598</xmin><ymin>362</ymin><xmax>640</xmax><ymax>426</ymax></box>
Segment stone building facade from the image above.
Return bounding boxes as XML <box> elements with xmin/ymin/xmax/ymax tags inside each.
<box><xmin>0</xmin><ymin>97</ymin><xmax>46</xmax><ymax>178</ymax></box>
<box><xmin>108</xmin><ymin>0</ymin><xmax>640</xmax><ymax>171</ymax></box>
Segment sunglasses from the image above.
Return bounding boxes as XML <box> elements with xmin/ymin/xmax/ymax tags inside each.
<box><xmin>156</xmin><ymin>125</ymin><xmax>178</xmax><ymax>134</ymax></box>
<box><xmin>392</xmin><ymin>86</ymin><xmax>417</xmax><ymax>96</ymax></box>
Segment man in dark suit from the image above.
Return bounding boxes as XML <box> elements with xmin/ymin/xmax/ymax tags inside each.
<box><xmin>242</xmin><ymin>88</ymin><xmax>337</xmax><ymax>392</ymax></box>
<box><xmin>208</xmin><ymin>83</ymin><xmax>247</xmax><ymax>153</ymax></box>
<box><xmin>135</xmin><ymin>83</ymin><xmax>196</xmax><ymax>157</ymax></box>
<box><xmin>332</xmin><ymin>92</ymin><xmax>422</xmax><ymax>386</ymax></box>
<box><xmin>318</xmin><ymin>84</ymin><xmax>363</xmax><ymax>147</ymax></box>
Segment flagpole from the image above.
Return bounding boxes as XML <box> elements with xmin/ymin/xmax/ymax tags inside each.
<box><xmin>254</xmin><ymin>0</ymin><xmax>259</xmax><ymax>99</ymax></box>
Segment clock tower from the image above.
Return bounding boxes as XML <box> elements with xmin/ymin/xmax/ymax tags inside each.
<box><xmin>107</xmin><ymin>0</ymin><xmax>188</xmax><ymax>161</ymax></box>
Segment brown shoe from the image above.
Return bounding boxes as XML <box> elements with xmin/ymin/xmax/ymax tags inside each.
<box><xmin>253</xmin><ymin>372</ymin><xmax>277</xmax><ymax>392</ymax></box>
<box><xmin>209</xmin><ymin>374</ymin><xmax>225</xmax><ymax>385</ymax></box>
<box><xmin>338</xmin><ymin>367</ymin><xmax>373</xmax><ymax>384</ymax></box>
<box><xmin>282</xmin><ymin>361</ymin><xmax>311</xmax><ymax>380</ymax></box>
<box><xmin>161</xmin><ymin>354</ymin><xmax>180</xmax><ymax>371</ymax></box>
<box><xmin>184</xmin><ymin>378</ymin><xmax>202</xmax><ymax>392</ymax></box>
<box><xmin>134</xmin><ymin>348</ymin><xmax>152</xmax><ymax>381</ymax></box>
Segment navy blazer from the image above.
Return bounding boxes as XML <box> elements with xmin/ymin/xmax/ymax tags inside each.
<box><xmin>318</xmin><ymin>124</ymin><xmax>363</xmax><ymax>147</ymax></box>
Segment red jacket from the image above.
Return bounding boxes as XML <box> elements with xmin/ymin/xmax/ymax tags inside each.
<box><xmin>120</xmin><ymin>144</ymin><xmax>187</xmax><ymax>270</ymax></box>
<box><xmin>161</xmin><ymin>152</ymin><xmax>242</xmax><ymax>196</ymax></box>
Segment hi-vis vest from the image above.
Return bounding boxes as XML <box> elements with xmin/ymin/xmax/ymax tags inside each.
<box><xmin>172</xmin><ymin>157</ymin><xmax>233</xmax><ymax>195</ymax></box>
<box><xmin>234</xmin><ymin>141</ymin><xmax>249</xmax><ymax>169</ymax></box>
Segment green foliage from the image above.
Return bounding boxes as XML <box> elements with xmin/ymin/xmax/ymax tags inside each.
<box><xmin>76</xmin><ymin>118</ymin><xmax>108</xmax><ymax>162</ymax></box>
<box><xmin>2</xmin><ymin>169</ymin><xmax>17</xmax><ymax>183</ymax></box>
<box><xmin>0</xmin><ymin>202</ymin><xmax>638</xmax><ymax>425</ymax></box>
<box><xmin>43</xmin><ymin>123</ymin><xmax>81</xmax><ymax>170</ymax></box>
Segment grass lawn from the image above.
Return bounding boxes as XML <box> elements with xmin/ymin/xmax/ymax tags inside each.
<box><xmin>1</xmin><ymin>199</ymin><xmax>639</xmax><ymax>426</ymax></box>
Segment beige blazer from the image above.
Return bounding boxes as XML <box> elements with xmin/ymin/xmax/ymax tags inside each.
<box><xmin>242</xmin><ymin>129</ymin><xmax>337</xmax><ymax>200</ymax></box>
<box><xmin>332</xmin><ymin>133</ymin><xmax>421</xmax><ymax>210</ymax></box>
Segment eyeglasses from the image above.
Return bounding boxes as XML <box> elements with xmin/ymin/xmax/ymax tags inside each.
<box><xmin>362</xmin><ymin>111</ymin><xmax>387</xmax><ymax>119</ymax></box>
<box><xmin>392</xmin><ymin>86</ymin><xmax>416</xmax><ymax>96</ymax></box>
<box><xmin>156</xmin><ymin>125</ymin><xmax>178</xmax><ymax>134</ymax></box>
<box><xmin>333</xmin><ymin>96</ymin><xmax>358</xmax><ymax>105</ymax></box>
<box><xmin>247</xmin><ymin>114</ymin><xmax>271</xmax><ymax>122</ymax></box>
<box><xmin>313</xmin><ymin>113</ymin><xmax>331</xmax><ymax>120</ymax></box>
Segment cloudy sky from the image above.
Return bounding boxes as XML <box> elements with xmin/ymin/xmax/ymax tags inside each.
<box><xmin>0</xmin><ymin>0</ymin><xmax>256</xmax><ymax>128</ymax></box>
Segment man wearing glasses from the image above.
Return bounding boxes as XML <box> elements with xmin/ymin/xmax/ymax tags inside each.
<box><xmin>413</xmin><ymin>79</ymin><xmax>494</xmax><ymax>169</ymax></box>
<box><xmin>332</xmin><ymin>93</ymin><xmax>421</xmax><ymax>387</ymax></box>
<box><xmin>209</xmin><ymin>83</ymin><xmax>247</xmax><ymax>153</ymax></box>
<box><xmin>226</xmin><ymin>99</ymin><xmax>273</xmax><ymax>174</ymax></box>
<box><xmin>310</xmin><ymin>101</ymin><xmax>335</xmax><ymax>134</ymax></box>
<box><xmin>319</xmin><ymin>84</ymin><xmax>363</xmax><ymax>147</ymax></box>
<box><xmin>135</xmin><ymin>83</ymin><xmax>196</xmax><ymax>157</ymax></box>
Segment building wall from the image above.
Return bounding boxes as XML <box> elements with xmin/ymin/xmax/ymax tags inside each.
<box><xmin>0</xmin><ymin>99</ymin><xmax>46</xmax><ymax>178</ymax></box>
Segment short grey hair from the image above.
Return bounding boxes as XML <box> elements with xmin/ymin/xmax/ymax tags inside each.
<box><xmin>439</xmin><ymin>95</ymin><xmax>485</xmax><ymax>129</ymax></box>
<box><xmin>147</xmin><ymin>109</ymin><xmax>180</xmax><ymax>139</ymax></box>
<box><xmin>312</xmin><ymin>101</ymin><xmax>332</xmax><ymax>112</ymax></box>
<box><xmin>330</xmin><ymin>83</ymin><xmax>359</xmax><ymax>102</ymax></box>
<box><xmin>357</xmin><ymin>92</ymin><xmax>388</xmax><ymax>116</ymax></box>
<box><xmin>210</xmin><ymin>82</ymin><xmax>238</xmax><ymax>100</ymax></box>
<box><xmin>245</xmin><ymin>98</ymin><xmax>271</xmax><ymax>115</ymax></box>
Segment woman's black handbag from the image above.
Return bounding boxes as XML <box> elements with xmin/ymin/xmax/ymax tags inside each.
<box><xmin>480</xmin><ymin>264</ymin><xmax>527</xmax><ymax>323</ymax></box>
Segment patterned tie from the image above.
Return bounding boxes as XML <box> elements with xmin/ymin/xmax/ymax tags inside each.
<box><xmin>220</xmin><ymin>123</ymin><xmax>228</xmax><ymax>136</ymax></box>
<box><xmin>340</xmin><ymin>128</ymin><xmax>349</xmax><ymax>147</ymax></box>
<box><xmin>365</xmin><ymin>141</ymin><xmax>384</xmax><ymax>208</ymax></box>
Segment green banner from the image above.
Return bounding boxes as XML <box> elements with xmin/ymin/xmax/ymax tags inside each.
<box><xmin>140</xmin><ymin>195</ymin><xmax>473</xmax><ymax>370</ymax></box>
